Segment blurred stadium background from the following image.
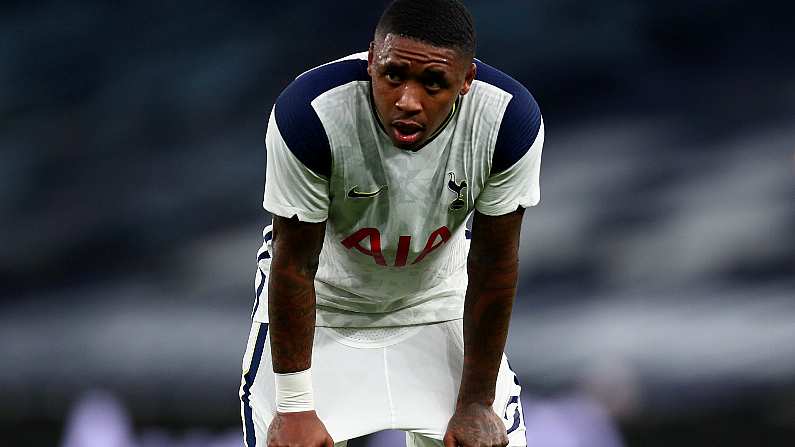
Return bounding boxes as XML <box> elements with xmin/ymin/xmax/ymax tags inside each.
<box><xmin>1</xmin><ymin>0</ymin><xmax>793</xmax><ymax>445</ymax></box>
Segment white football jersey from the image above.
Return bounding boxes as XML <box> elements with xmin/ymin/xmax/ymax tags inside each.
<box><xmin>253</xmin><ymin>52</ymin><xmax>544</xmax><ymax>327</ymax></box>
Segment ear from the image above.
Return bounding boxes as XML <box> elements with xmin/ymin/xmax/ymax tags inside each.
<box><xmin>367</xmin><ymin>41</ymin><xmax>376</xmax><ymax>76</ymax></box>
<box><xmin>460</xmin><ymin>62</ymin><xmax>477</xmax><ymax>96</ymax></box>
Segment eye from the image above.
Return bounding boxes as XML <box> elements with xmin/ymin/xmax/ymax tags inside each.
<box><xmin>425</xmin><ymin>80</ymin><xmax>442</xmax><ymax>91</ymax></box>
<box><xmin>385</xmin><ymin>71</ymin><xmax>402</xmax><ymax>83</ymax></box>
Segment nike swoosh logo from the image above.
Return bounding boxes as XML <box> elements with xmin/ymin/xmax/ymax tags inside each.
<box><xmin>347</xmin><ymin>185</ymin><xmax>387</xmax><ymax>198</ymax></box>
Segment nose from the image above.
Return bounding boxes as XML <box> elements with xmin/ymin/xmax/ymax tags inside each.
<box><xmin>395</xmin><ymin>82</ymin><xmax>423</xmax><ymax>114</ymax></box>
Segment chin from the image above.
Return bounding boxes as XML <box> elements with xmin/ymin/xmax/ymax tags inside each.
<box><xmin>392</xmin><ymin>139</ymin><xmax>421</xmax><ymax>150</ymax></box>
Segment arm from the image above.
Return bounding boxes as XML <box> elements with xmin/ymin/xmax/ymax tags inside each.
<box><xmin>445</xmin><ymin>208</ymin><xmax>525</xmax><ymax>447</ymax></box>
<box><xmin>268</xmin><ymin>214</ymin><xmax>325</xmax><ymax>374</ymax></box>
<box><xmin>266</xmin><ymin>214</ymin><xmax>333</xmax><ymax>447</ymax></box>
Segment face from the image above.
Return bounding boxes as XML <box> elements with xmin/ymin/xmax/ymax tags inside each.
<box><xmin>368</xmin><ymin>34</ymin><xmax>476</xmax><ymax>150</ymax></box>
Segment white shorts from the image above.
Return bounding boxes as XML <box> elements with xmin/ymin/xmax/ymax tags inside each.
<box><xmin>239</xmin><ymin>319</ymin><xmax>527</xmax><ymax>447</ymax></box>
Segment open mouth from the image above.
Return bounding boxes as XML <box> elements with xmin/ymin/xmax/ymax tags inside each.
<box><xmin>391</xmin><ymin>121</ymin><xmax>424</xmax><ymax>146</ymax></box>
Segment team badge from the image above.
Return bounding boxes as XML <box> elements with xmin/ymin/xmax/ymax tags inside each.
<box><xmin>447</xmin><ymin>172</ymin><xmax>467</xmax><ymax>211</ymax></box>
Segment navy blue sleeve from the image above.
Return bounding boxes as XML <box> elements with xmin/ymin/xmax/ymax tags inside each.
<box><xmin>273</xmin><ymin>59</ymin><xmax>369</xmax><ymax>178</ymax></box>
<box><xmin>474</xmin><ymin>60</ymin><xmax>542</xmax><ymax>174</ymax></box>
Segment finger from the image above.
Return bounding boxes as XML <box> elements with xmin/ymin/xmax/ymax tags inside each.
<box><xmin>324</xmin><ymin>434</ymin><xmax>334</xmax><ymax>447</ymax></box>
<box><xmin>443</xmin><ymin>432</ymin><xmax>458</xmax><ymax>447</ymax></box>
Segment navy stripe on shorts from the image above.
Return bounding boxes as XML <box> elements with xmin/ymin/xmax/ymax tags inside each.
<box><xmin>241</xmin><ymin>323</ymin><xmax>269</xmax><ymax>447</ymax></box>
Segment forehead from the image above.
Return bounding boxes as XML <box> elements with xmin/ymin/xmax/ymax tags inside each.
<box><xmin>373</xmin><ymin>34</ymin><xmax>464</xmax><ymax>70</ymax></box>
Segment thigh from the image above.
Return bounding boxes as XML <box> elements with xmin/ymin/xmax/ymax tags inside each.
<box><xmin>387</xmin><ymin>320</ymin><xmax>463</xmax><ymax>437</ymax></box>
<box><xmin>391</xmin><ymin>320</ymin><xmax>527</xmax><ymax>446</ymax></box>
<box><xmin>239</xmin><ymin>321</ymin><xmax>394</xmax><ymax>445</ymax></box>
<box><xmin>405</xmin><ymin>431</ymin><xmax>444</xmax><ymax>447</ymax></box>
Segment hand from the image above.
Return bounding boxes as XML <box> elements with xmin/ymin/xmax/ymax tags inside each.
<box><xmin>443</xmin><ymin>403</ymin><xmax>508</xmax><ymax>447</ymax></box>
<box><xmin>267</xmin><ymin>410</ymin><xmax>334</xmax><ymax>447</ymax></box>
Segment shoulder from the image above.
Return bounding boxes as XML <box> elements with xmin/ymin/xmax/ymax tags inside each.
<box><xmin>280</xmin><ymin>52</ymin><xmax>371</xmax><ymax>106</ymax></box>
<box><xmin>273</xmin><ymin>53</ymin><xmax>370</xmax><ymax>177</ymax></box>
<box><xmin>473</xmin><ymin>59</ymin><xmax>542</xmax><ymax>173</ymax></box>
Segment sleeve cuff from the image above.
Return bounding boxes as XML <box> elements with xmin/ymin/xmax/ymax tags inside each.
<box><xmin>264</xmin><ymin>202</ymin><xmax>328</xmax><ymax>223</ymax></box>
<box><xmin>475</xmin><ymin>196</ymin><xmax>539</xmax><ymax>217</ymax></box>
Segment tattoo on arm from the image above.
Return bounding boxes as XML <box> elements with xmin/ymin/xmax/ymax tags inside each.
<box><xmin>268</xmin><ymin>215</ymin><xmax>326</xmax><ymax>374</ymax></box>
<box><xmin>457</xmin><ymin>208</ymin><xmax>524</xmax><ymax>407</ymax></box>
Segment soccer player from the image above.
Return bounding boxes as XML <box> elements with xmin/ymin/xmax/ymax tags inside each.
<box><xmin>240</xmin><ymin>0</ymin><xmax>544</xmax><ymax>446</ymax></box>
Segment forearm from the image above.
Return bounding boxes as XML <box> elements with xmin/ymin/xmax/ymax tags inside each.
<box><xmin>268</xmin><ymin>267</ymin><xmax>317</xmax><ymax>373</ymax></box>
<box><xmin>266</xmin><ymin>272</ymin><xmax>331</xmax><ymax>447</ymax></box>
<box><xmin>267</xmin><ymin>215</ymin><xmax>325</xmax><ymax>374</ymax></box>
<box><xmin>457</xmin><ymin>256</ymin><xmax>518</xmax><ymax>407</ymax></box>
<box><xmin>455</xmin><ymin>209</ymin><xmax>523</xmax><ymax>408</ymax></box>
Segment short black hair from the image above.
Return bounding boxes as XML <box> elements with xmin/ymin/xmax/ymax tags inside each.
<box><xmin>375</xmin><ymin>0</ymin><xmax>476</xmax><ymax>58</ymax></box>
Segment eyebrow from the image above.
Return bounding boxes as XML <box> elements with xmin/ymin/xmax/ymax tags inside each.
<box><xmin>381</xmin><ymin>61</ymin><xmax>452</xmax><ymax>81</ymax></box>
<box><xmin>383</xmin><ymin>60</ymin><xmax>409</xmax><ymax>69</ymax></box>
<box><xmin>424</xmin><ymin>68</ymin><xmax>449</xmax><ymax>77</ymax></box>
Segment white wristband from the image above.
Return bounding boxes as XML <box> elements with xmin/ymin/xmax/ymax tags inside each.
<box><xmin>275</xmin><ymin>368</ymin><xmax>314</xmax><ymax>413</ymax></box>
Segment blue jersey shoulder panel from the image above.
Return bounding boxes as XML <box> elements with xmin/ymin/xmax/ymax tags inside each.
<box><xmin>474</xmin><ymin>60</ymin><xmax>542</xmax><ymax>174</ymax></box>
<box><xmin>274</xmin><ymin>59</ymin><xmax>370</xmax><ymax>178</ymax></box>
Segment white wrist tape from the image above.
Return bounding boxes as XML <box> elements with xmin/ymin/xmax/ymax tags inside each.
<box><xmin>275</xmin><ymin>368</ymin><xmax>314</xmax><ymax>413</ymax></box>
